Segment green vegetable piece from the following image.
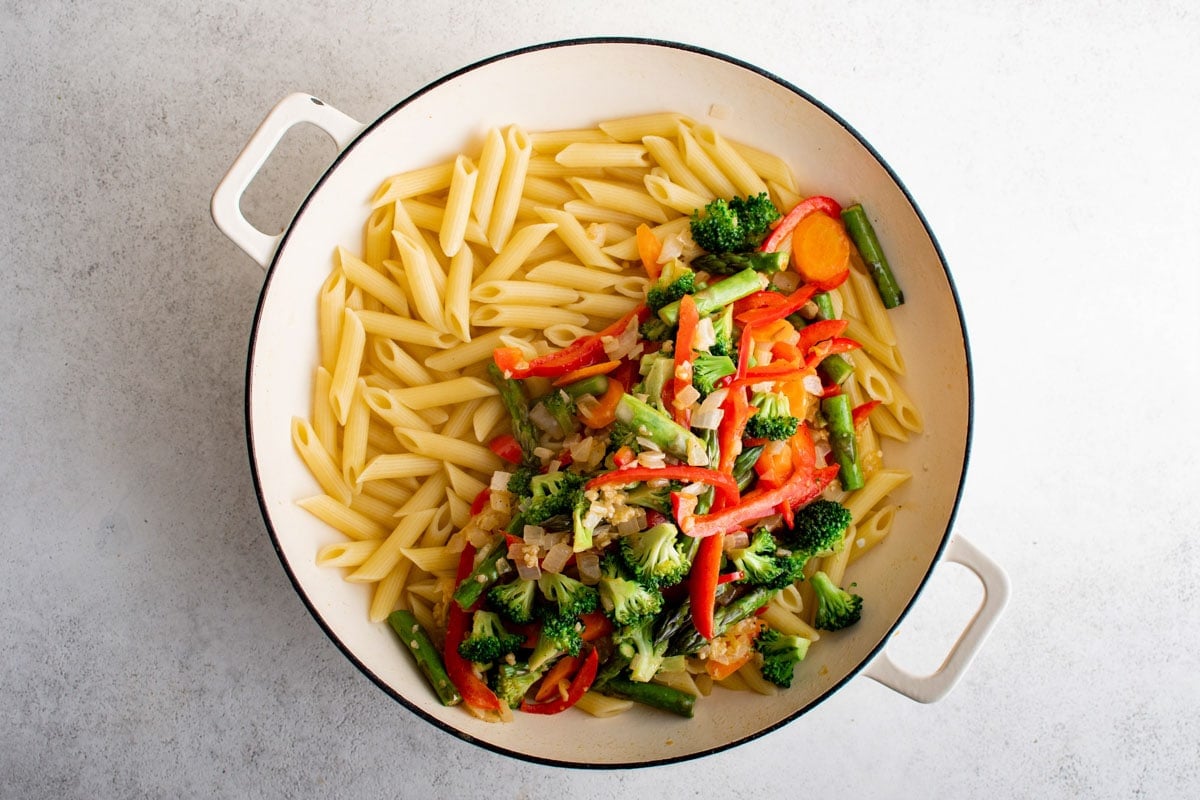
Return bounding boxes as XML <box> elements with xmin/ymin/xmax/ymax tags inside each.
<box><xmin>387</xmin><ymin>610</ymin><xmax>462</xmax><ymax>706</ymax></box>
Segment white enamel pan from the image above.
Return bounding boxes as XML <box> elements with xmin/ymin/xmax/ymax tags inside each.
<box><xmin>212</xmin><ymin>38</ymin><xmax>1009</xmax><ymax>767</ymax></box>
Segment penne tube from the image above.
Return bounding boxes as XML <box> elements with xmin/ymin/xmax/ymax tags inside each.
<box><xmin>316</xmin><ymin>539</ymin><xmax>382</xmax><ymax>568</ymax></box>
<box><xmin>521</xmin><ymin>175</ymin><xmax>577</xmax><ymax>207</ymax></box>
<box><xmin>363</xmin><ymin>202</ymin><xmax>395</xmax><ymax>270</ymax></box>
<box><xmin>730</xmin><ymin>139</ymin><xmax>798</xmax><ymax>193</ymax></box>
<box><xmin>567</xmin><ymin>291</ymin><xmax>640</xmax><ymax>320</ymax></box>
<box><xmin>768</xmin><ymin>181</ymin><xmax>802</xmax><ymax>215</ymax></box>
<box><xmin>842</xmin><ymin>318</ymin><xmax>905</xmax><ymax>374</ymax></box>
<box><xmin>360</xmin><ymin>478</ymin><xmax>415</xmax><ymax>509</ymax></box>
<box><xmin>391</xmin><ymin>231</ymin><xmax>448</xmax><ymax>333</ymax></box>
<box><xmin>641</xmin><ymin>135</ymin><xmax>712</xmax><ymax>198</ymax></box>
<box><xmin>318</xmin><ymin>269</ymin><xmax>347</xmax><ymax>374</ymax></box>
<box><xmin>600</xmin><ymin>111</ymin><xmax>694</xmax><ymax>142</ymax></box>
<box><xmin>362</xmin><ymin>385</ymin><xmax>434</xmax><ymax>432</ymax></box>
<box><xmin>601</xmin><ymin>215</ymin><xmax>693</xmax><ymax>261</ymax></box>
<box><xmin>443</xmin><ymin>462</ymin><xmax>488</xmax><ymax>506</ymax></box>
<box><xmin>298</xmin><ymin>494</ymin><xmax>390</xmax><ymax>541</ymax></box>
<box><xmin>337</xmin><ymin>247</ymin><xmax>410</xmax><ymax>317</ymax></box>
<box><xmin>328</xmin><ymin>308</ymin><xmax>366</xmax><ymax>426</ymax></box>
<box><xmin>534</xmin><ymin>207</ymin><xmax>622</xmax><ymax>271</ymax></box>
<box><xmin>760</xmin><ymin>601</ymin><xmax>821</xmax><ymax>641</ymax></box>
<box><xmin>488</xmin><ymin>124</ymin><xmax>533</xmax><ymax>252</ymax></box>
<box><xmin>867</xmin><ymin>402</ymin><xmax>910</xmax><ymax>442</ymax></box>
<box><xmin>440</xmin><ymin>398</ymin><xmax>484</xmax><ymax>441</ymax></box>
<box><xmin>555</xmin><ymin>142</ymin><xmax>651</xmax><ymax>169</ymax></box>
<box><xmin>371</xmin><ymin>337</ymin><xmax>435</xmax><ymax>386</ymax></box>
<box><xmin>356</xmin><ymin>309</ymin><xmax>459</xmax><ymax>349</ymax></box>
<box><xmin>392</xmin><ymin>428</ymin><xmax>505</xmax><ymax>473</ymax></box>
<box><xmin>356</xmin><ymin>453</ymin><xmax>443</xmax><ymax>483</ymax></box>
<box><xmin>439</xmin><ymin>154</ymin><xmax>478</xmax><ymax>257</ymax></box>
<box><xmin>677</xmin><ymin>123</ymin><xmax>738</xmax><ymax>199</ymax></box>
<box><xmin>371</xmin><ymin>162</ymin><xmax>454</xmax><ymax>208</ymax></box>
<box><xmin>525</xmin><ymin>155</ymin><xmax>606</xmax><ymax>179</ymax></box>
<box><xmin>846</xmin><ymin>258</ymin><xmax>898</xmax><ymax>347</ymax></box>
<box><xmin>574</xmin><ymin>692</ymin><xmax>635</xmax><ymax>718</ymax></box>
<box><xmin>643</xmin><ymin>173</ymin><xmax>711</xmax><ymax>216</ymax></box>
<box><xmin>368</xmin><ymin>559</ymin><xmax>412</xmax><ymax>623</ymax></box>
<box><xmin>613</xmin><ymin>275</ymin><xmax>649</xmax><ymax>299</ymax></box>
<box><xmin>473</xmin><ymin>221</ymin><xmax>559</xmax><ymax>284</ymax></box>
<box><xmin>471</xmin><ymin>395</ymin><xmax>507</xmax><ymax>442</ymax></box>
<box><xmin>348</xmin><ymin>490</ymin><xmax>401</xmax><ymax>527</ymax></box>
<box><xmin>395</xmin><ymin>472</ymin><xmax>450</xmax><ymax>516</ymax></box>
<box><xmin>843</xmin><ymin>468</ymin><xmax>912</xmax><ymax>524</ymax></box>
<box><xmin>291</xmin><ymin>416</ymin><xmax>352</xmax><ymax>505</ymax></box>
<box><xmin>848</xmin><ymin>505</ymin><xmax>898</xmax><ymax>564</ymax></box>
<box><xmin>340</xmin><ymin>379</ymin><xmax>372</xmax><ymax>489</ymax></box>
<box><xmin>471</xmin><ymin>280</ymin><xmax>580</xmax><ymax>306</ymax></box>
<box><xmin>566</xmin><ymin>177</ymin><xmax>668</xmax><ymax>224</ymax></box>
<box><xmin>561</xmin><ymin>199</ymin><xmax>646</xmax><ymax>228</ymax></box>
<box><xmin>528</xmin><ymin>127</ymin><xmax>616</xmax><ymax>153</ymax></box>
<box><xmin>884</xmin><ymin>373</ymin><xmax>923</xmax><ymax>433</ymax></box>
<box><xmin>402</xmin><ymin>198</ymin><xmax>489</xmax><ymax>247</ymax></box>
<box><xmin>443</xmin><ymin>243</ymin><xmax>474</xmax><ymax>342</ymax></box>
<box><xmin>820</xmin><ymin>524</ymin><xmax>855</xmax><ymax>587</ymax></box>
<box><xmin>346</xmin><ymin>508</ymin><xmax>438</xmax><ymax>583</ymax></box>
<box><xmin>424</xmin><ymin>327</ymin><xmax>533</xmax><ymax>373</ymax></box>
<box><xmin>470</xmin><ymin>304</ymin><xmax>590</xmax><ymax>330</ymax></box>
<box><xmin>398</xmin><ymin>544</ymin><xmax>461</xmax><ymax>576</ymax></box>
<box><xmin>523</xmin><ymin>260</ymin><xmax>622</xmax><ymax>293</ymax></box>
<box><xmin>388</xmin><ymin>377</ymin><xmax>498</xmax><ymax>410</ymax></box>
<box><xmin>691</xmin><ymin>124</ymin><xmax>769</xmax><ymax>197</ymax></box>
<box><xmin>470</xmin><ymin>127</ymin><xmax>506</xmax><ymax>235</ymax></box>
<box><xmin>849</xmin><ymin>349</ymin><xmax>896</xmax><ymax>405</ymax></box>
<box><xmin>311</xmin><ymin>366</ymin><xmax>339</xmax><ymax>463</ymax></box>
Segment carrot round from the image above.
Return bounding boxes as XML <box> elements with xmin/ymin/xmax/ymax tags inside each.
<box><xmin>790</xmin><ymin>212</ymin><xmax>851</xmax><ymax>290</ymax></box>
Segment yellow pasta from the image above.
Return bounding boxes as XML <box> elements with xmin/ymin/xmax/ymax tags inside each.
<box><xmin>397</xmin><ymin>544</ymin><xmax>461</xmax><ymax>576</ymax></box>
<box><xmin>439</xmin><ymin>154</ymin><xmax>479</xmax><ymax>257</ymax></box>
<box><xmin>555</xmin><ymin>142</ymin><xmax>651</xmax><ymax>169</ymax></box>
<box><xmin>523</xmin><ymin>260</ymin><xmax>622</xmax><ymax>293</ymax></box>
<box><xmin>470</xmin><ymin>304</ymin><xmax>590</xmax><ymax>330</ymax></box>
<box><xmin>402</xmin><ymin>198</ymin><xmax>489</xmax><ymax>247</ymax></box>
<box><xmin>291</xmin><ymin>417</ymin><xmax>351</xmax><ymax>505</ymax></box>
<box><xmin>567</xmin><ymin>291</ymin><xmax>640</xmax><ymax>320</ymax></box>
<box><xmin>328</xmin><ymin>308</ymin><xmax>366</xmax><ymax>426</ymax></box>
<box><xmin>388</xmin><ymin>377</ymin><xmax>498</xmax><ymax>410</ymax></box>
<box><xmin>298</xmin><ymin>495</ymin><xmax>389</xmax><ymax>541</ymax></box>
<box><xmin>371</xmin><ymin>161</ymin><xmax>454</xmax><ymax>208</ymax></box>
<box><xmin>474</xmin><ymin>221</ymin><xmax>559</xmax><ymax>284</ymax></box>
<box><xmin>534</xmin><ymin>207</ymin><xmax>622</xmax><ymax>271</ymax></box>
<box><xmin>368</xmin><ymin>560</ymin><xmax>412</xmax><ymax>623</ymax></box>
<box><xmin>346</xmin><ymin>508</ymin><xmax>438</xmax><ymax>583</ymax></box>
<box><xmin>730</xmin><ymin>139</ymin><xmax>798</xmax><ymax>193</ymax></box>
<box><xmin>566</xmin><ymin>177</ymin><xmax>668</xmax><ymax>223</ymax></box>
<box><xmin>643</xmin><ymin>173</ymin><xmax>711</xmax><ymax>216</ymax></box>
<box><xmin>444</xmin><ymin>242</ymin><xmax>474</xmax><ymax>341</ymax></box>
<box><xmin>392</xmin><ymin>428</ymin><xmax>505</xmax><ymax>474</ymax></box>
<box><xmin>848</xmin><ymin>504</ymin><xmax>898</xmax><ymax>565</ymax></box>
<box><xmin>318</xmin><ymin>269</ymin><xmax>347</xmax><ymax>374</ymax></box>
<box><xmin>340</xmin><ymin>378</ymin><xmax>371</xmax><ymax>489</ymax></box>
<box><xmin>356</xmin><ymin>453</ymin><xmax>443</xmax><ymax>483</ymax></box>
<box><xmin>470</xmin><ymin>395</ymin><xmax>507</xmax><ymax>442</ymax></box>
<box><xmin>691</xmin><ymin>124</ymin><xmax>769</xmax><ymax>197</ymax></box>
<box><xmin>310</xmin><ymin>366</ymin><xmax>339</xmax><ymax>463</ymax></box>
<box><xmin>471</xmin><ymin>280</ymin><xmax>579</xmax><ymax>306</ymax></box>
<box><xmin>391</xmin><ymin>231</ymin><xmax>448</xmax><ymax>333</ymax></box>
<box><xmin>844</xmin><ymin>468</ymin><xmax>912</xmax><ymax>524</ymax></box>
<box><xmin>470</xmin><ymin>127</ymin><xmax>506</xmax><ymax>234</ymax></box>
<box><xmin>370</xmin><ymin>337</ymin><xmax>435</xmax><ymax>386</ymax></box>
<box><xmin>487</xmin><ymin>124</ymin><xmax>532</xmax><ymax>252</ymax></box>
<box><xmin>316</xmin><ymin>539</ymin><xmax>382</xmax><ymax>568</ymax></box>
<box><xmin>599</xmin><ymin>111</ymin><xmax>694</xmax><ymax>142</ymax></box>
<box><xmin>677</xmin><ymin>123</ymin><xmax>738</xmax><ymax>198</ymax></box>
<box><xmin>528</xmin><ymin>127</ymin><xmax>615</xmax><ymax>153</ymax></box>
<box><xmin>356</xmin><ymin>309</ymin><xmax>458</xmax><ymax>349</ymax></box>
<box><xmin>423</xmin><ymin>328</ymin><xmax>533</xmax><ymax>373</ymax></box>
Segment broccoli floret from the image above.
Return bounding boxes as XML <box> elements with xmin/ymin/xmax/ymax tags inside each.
<box><xmin>729</xmin><ymin>528</ymin><xmax>786</xmax><ymax>587</ymax></box>
<box><xmin>755</xmin><ymin>626</ymin><xmax>811</xmax><ymax>687</ymax></box>
<box><xmin>528</xmin><ymin>612</ymin><xmax>585</xmax><ymax>670</ymax></box>
<box><xmin>598</xmin><ymin>555</ymin><xmax>664</xmax><ymax>626</ymax></box>
<box><xmin>646</xmin><ymin>261</ymin><xmax>697</xmax><ymax>311</ymax></box>
<box><xmin>492</xmin><ymin>661</ymin><xmax>547</xmax><ymax>708</ymax></box>
<box><xmin>487</xmin><ymin>577</ymin><xmax>540</xmax><ymax>624</ymax></box>
<box><xmin>639</xmin><ymin>316</ymin><xmax>672</xmax><ymax>342</ymax></box>
<box><xmin>808</xmin><ymin>570</ymin><xmax>863</xmax><ymax>631</ymax></box>
<box><xmin>537</xmin><ymin>571</ymin><xmax>600</xmax><ymax>619</ymax></box>
<box><xmin>618</xmin><ymin>522</ymin><xmax>691</xmax><ymax>588</ymax></box>
<box><xmin>509</xmin><ymin>469</ymin><xmax>587</xmax><ymax>533</ymax></box>
<box><xmin>621</xmin><ymin>481</ymin><xmax>677</xmax><ymax>516</ymax></box>
<box><xmin>783</xmin><ymin>499</ymin><xmax>852</xmax><ymax>559</ymax></box>
<box><xmin>690</xmin><ymin>193</ymin><xmax>781</xmax><ymax>253</ymax></box>
<box><xmin>608</xmin><ymin>420</ymin><xmax>640</xmax><ymax>453</ymax></box>
<box><xmin>691</xmin><ymin>353</ymin><xmax>736</xmax><ymax>396</ymax></box>
<box><xmin>571</xmin><ymin>493</ymin><xmax>597</xmax><ymax>553</ymax></box>
<box><xmin>457</xmin><ymin>609</ymin><xmax>524</xmax><ymax>664</ymax></box>
<box><xmin>744</xmin><ymin>390</ymin><xmax>800</xmax><ymax>441</ymax></box>
<box><xmin>709</xmin><ymin>305</ymin><xmax>735</xmax><ymax>358</ymax></box>
<box><xmin>538</xmin><ymin>389</ymin><xmax>578</xmax><ymax>438</ymax></box>
<box><xmin>504</xmin><ymin>464</ymin><xmax>536</xmax><ymax>498</ymax></box>
<box><xmin>614</xmin><ymin>616</ymin><xmax>668</xmax><ymax>682</ymax></box>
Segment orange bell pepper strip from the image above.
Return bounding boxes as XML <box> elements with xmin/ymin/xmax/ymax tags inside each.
<box><xmin>852</xmin><ymin>399</ymin><xmax>882</xmax><ymax>429</ymax></box>
<box><xmin>533</xmin><ymin>654</ymin><xmax>581</xmax><ymax>703</ymax></box>
<box><xmin>578</xmin><ymin>610</ymin><xmax>614</xmax><ymax>642</ymax></box>
<box><xmin>551</xmin><ymin>359</ymin><xmax>620</xmax><ymax>387</ymax></box>
<box><xmin>444</xmin><ymin>545</ymin><xmax>504</xmax><ymax>714</ymax></box>
<box><xmin>716</xmin><ymin>387</ymin><xmax>751</xmax><ymax>477</ymax></box>
<box><xmin>685</xmin><ymin>465</ymin><xmax>841</xmax><ymax>540</ymax></box>
<box><xmin>672</xmin><ymin>294</ymin><xmax>699</xmax><ymax>427</ymax></box>
<box><xmin>636</xmin><ymin>223</ymin><xmax>664</xmax><ymax>280</ymax></box>
<box><xmin>520</xmin><ymin>647</ymin><xmax>599</xmax><ymax>715</ymax></box>
<box><xmin>689</xmin><ymin>532</ymin><xmax>725</xmax><ymax>641</ymax></box>
<box><xmin>760</xmin><ymin>195</ymin><xmax>843</xmax><ymax>253</ymax></box>
<box><xmin>753</xmin><ymin>440</ymin><xmax>793</xmax><ymax>490</ymax></box>
<box><xmin>577</xmin><ymin>378</ymin><xmax>625</xmax><ymax>429</ymax></box>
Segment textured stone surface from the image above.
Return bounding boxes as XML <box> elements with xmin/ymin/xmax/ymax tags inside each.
<box><xmin>2</xmin><ymin>2</ymin><xmax>1198</xmax><ymax>797</ymax></box>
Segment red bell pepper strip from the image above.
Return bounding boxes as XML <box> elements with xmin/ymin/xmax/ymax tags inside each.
<box><xmin>672</xmin><ymin>294</ymin><xmax>699</xmax><ymax>428</ymax></box>
<box><xmin>444</xmin><ymin>545</ymin><xmax>504</xmax><ymax>714</ymax></box>
<box><xmin>735</xmin><ymin>322</ymin><xmax>756</xmax><ymax>380</ymax></box>
<box><xmin>716</xmin><ymin>387</ymin><xmax>751</xmax><ymax>476</ymax></box>
<box><xmin>852</xmin><ymin>399</ymin><xmax>882</xmax><ymax>429</ymax></box>
<box><xmin>470</xmin><ymin>489</ymin><xmax>491</xmax><ymax>516</ymax></box>
<box><xmin>689</xmin><ymin>532</ymin><xmax>725</xmax><ymax>641</ymax></box>
<box><xmin>519</xmin><ymin>647</ymin><xmax>599</xmax><ymax>715</ymax></box>
<box><xmin>671</xmin><ymin>491</ymin><xmax>699</xmax><ymax>533</ymax></box>
<box><xmin>735</xmin><ymin>285</ymin><xmax>817</xmax><ymax>328</ymax></box>
<box><xmin>796</xmin><ymin>318</ymin><xmax>849</xmax><ymax>355</ymax></box>
<box><xmin>585</xmin><ymin>466</ymin><xmax>739</xmax><ymax>508</ymax></box>
<box><xmin>487</xmin><ymin>433</ymin><xmax>524</xmax><ymax>464</ymax></box>
<box><xmin>492</xmin><ymin>336</ymin><xmax>608</xmax><ymax>380</ymax></box>
<box><xmin>717</xmin><ymin>569</ymin><xmax>745</xmax><ymax>585</ymax></box>
<box><xmin>685</xmin><ymin>465</ymin><xmax>841</xmax><ymax>540</ymax></box>
<box><xmin>760</xmin><ymin>195</ymin><xmax>843</xmax><ymax>253</ymax></box>
<box><xmin>578</xmin><ymin>611</ymin><xmax>614</xmax><ymax>643</ymax></box>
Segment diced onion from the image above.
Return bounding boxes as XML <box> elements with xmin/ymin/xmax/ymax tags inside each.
<box><xmin>693</xmin><ymin>316</ymin><xmax>716</xmax><ymax>352</ymax></box>
<box><xmin>491</xmin><ymin>471</ymin><xmax>512</xmax><ymax>491</ymax></box>
<box><xmin>577</xmin><ymin>552</ymin><xmax>601</xmax><ymax>584</ymax></box>
<box><xmin>802</xmin><ymin>374</ymin><xmax>823</xmax><ymax>395</ymax></box>
<box><xmin>542</xmin><ymin>542</ymin><xmax>573</xmax><ymax>574</ymax></box>
<box><xmin>523</xmin><ymin>525</ymin><xmax>546</xmax><ymax>547</ymax></box>
<box><xmin>692</xmin><ymin>388</ymin><xmax>728</xmax><ymax>430</ymax></box>
<box><xmin>724</xmin><ymin>531</ymin><xmax>750</xmax><ymax>551</ymax></box>
<box><xmin>529</xmin><ymin>403</ymin><xmax>558</xmax><ymax>434</ymax></box>
<box><xmin>515</xmin><ymin>559</ymin><xmax>542</xmax><ymax>581</ymax></box>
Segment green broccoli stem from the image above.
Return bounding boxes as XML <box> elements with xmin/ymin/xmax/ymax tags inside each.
<box><xmin>817</xmin><ymin>353</ymin><xmax>854</xmax><ymax>385</ymax></box>
<box><xmin>616</xmin><ymin>394</ymin><xmax>710</xmax><ymax>466</ymax></box>
<box><xmin>599</xmin><ymin>676</ymin><xmax>696</xmax><ymax>718</ymax></box>
<box><xmin>558</xmin><ymin>374</ymin><xmax>609</xmax><ymax>399</ymax></box>
<box><xmin>486</xmin><ymin>362</ymin><xmax>541</xmax><ymax>460</ymax></box>
<box><xmin>387</xmin><ymin>610</ymin><xmax>462</xmax><ymax>707</ymax></box>
<box><xmin>821</xmin><ymin>393</ymin><xmax>865</xmax><ymax>491</ymax></box>
<box><xmin>657</xmin><ymin>267</ymin><xmax>768</xmax><ymax>326</ymax></box>
<box><xmin>841</xmin><ymin>204</ymin><xmax>904</xmax><ymax>309</ymax></box>
<box><xmin>691</xmin><ymin>251</ymin><xmax>787</xmax><ymax>276</ymax></box>
<box><xmin>452</xmin><ymin>536</ymin><xmax>506</xmax><ymax>611</ymax></box>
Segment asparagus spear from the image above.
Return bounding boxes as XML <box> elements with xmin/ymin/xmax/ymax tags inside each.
<box><xmin>657</xmin><ymin>267</ymin><xmax>768</xmax><ymax>325</ymax></box>
<box><xmin>615</xmin><ymin>394</ymin><xmax>710</xmax><ymax>466</ymax></box>
<box><xmin>691</xmin><ymin>250</ymin><xmax>787</xmax><ymax>276</ymax></box>
<box><xmin>841</xmin><ymin>204</ymin><xmax>904</xmax><ymax>309</ymax></box>
<box><xmin>817</xmin><ymin>354</ymin><xmax>854</xmax><ymax>386</ymax></box>
<box><xmin>486</xmin><ymin>361</ymin><xmax>540</xmax><ymax>460</ymax></box>
<box><xmin>821</xmin><ymin>393</ymin><xmax>865</xmax><ymax>491</ymax></box>
<box><xmin>558</xmin><ymin>374</ymin><xmax>609</xmax><ymax>399</ymax></box>
<box><xmin>387</xmin><ymin>610</ymin><xmax>462</xmax><ymax>707</ymax></box>
<box><xmin>599</xmin><ymin>676</ymin><xmax>696</xmax><ymax>718</ymax></box>
<box><xmin>667</xmin><ymin>585</ymin><xmax>778</xmax><ymax>656</ymax></box>
<box><xmin>452</xmin><ymin>535</ymin><xmax>506</xmax><ymax>611</ymax></box>
<box><xmin>812</xmin><ymin>292</ymin><xmax>837</xmax><ymax>320</ymax></box>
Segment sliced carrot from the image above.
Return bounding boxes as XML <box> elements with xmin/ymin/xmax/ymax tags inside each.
<box><xmin>578</xmin><ymin>379</ymin><xmax>625</xmax><ymax>429</ymax></box>
<box><xmin>552</xmin><ymin>359</ymin><xmax>620</xmax><ymax>387</ymax></box>
<box><xmin>636</xmin><ymin>223</ymin><xmax>663</xmax><ymax>279</ymax></box>
<box><xmin>534</xmin><ymin>654</ymin><xmax>580</xmax><ymax>702</ymax></box>
<box><xmin>706</xmin><ymin>650</ymin><xmax>754</xmax><ymax>681</ymax></box>
<box><xmin>790</xmin><ymin>212</ymin><xmax>851</xmax><ymax>290</ymax></box>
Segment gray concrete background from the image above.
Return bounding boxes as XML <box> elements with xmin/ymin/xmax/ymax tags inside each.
<box><xmin>3</xmin><ymin>2</ymin><xmax>1198</xmax><ymax>797</ymax></box>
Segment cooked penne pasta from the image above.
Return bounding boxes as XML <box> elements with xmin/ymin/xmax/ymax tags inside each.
<box><xmin>337</xmin><ymin>247</ymin><xmax>410</xmax><ymax>317</ymax></box>
<box><xmin>439</xmin><ymin>154</ymin><xmax>479</xmax><ymax>257</ymax></box>
<box><xmin>328</xmin><ymin>308</ymin><xmax>366</xmax><ymax>425</ymax></box>
<box><xmin>316</xmin><ymin>538</ymin><xmax>382</xmax><ymax>568</ymax></box>
<box><xmin>423</xmin><ymin>328</ymin><xmax>533</xmax><ymax>373</ymax></box>
<box><xmin>599</xmin><ymin>111</ymin><xmax>694</xmax><ymax>142</ymax></box>
<box><xmin>391</xmin><ymin>231</ymin><xmax>448</xmax><ymax>333</ymax></box>
<box><xmin>567</xmin><ymin>176</ymin><xmax>667</xmax><ymax>223</ymax></box>
<box><xmin>487</xmin><ymin>125</ymin><xmax>533</xmax><ymax>252</ymax></box>
<box><xmin>555</xmin><ymin>142</ymin><xmax>651</xmax><ymax>169</ymax></box>
<box><xmin>444</xmin><ymin>243</ymin><xmax>474</xmax><ymax>342</ymax></box>
<box><xmin>534</xmin><ymin>207</ymin><xmax>622</xmax><ymax>271</ymax></box>
<box><xmin>470</xmin><ymin>127</ymin><xmax>506</xmax><ymax>234</ymax></box>
<box><xmin>730</xmin><ymin>139</ymin><xmax>798</xmax><ymax>193</ymax></box>
<box><xmin>691</xmin><ymin>124</ymin><xmax>769</xmax><ymax>197</ymax></box>
<box><xmin>310</xmin><ymin>366</ymin><xmax>339</xmax><ymax>462</ymax></box>
<box><xmin>298</xmin><ymin>494</ymin><xmax>390</xmax><ymax>541</ymax></box>
<box><xmin>368</xmin><ymin>560</ymin><xmax>413</xmax><ymax>623</ymax></box>
<box><xmin>641</xmin><ymin>134</ymin><xmax>712</xmax><ymax>197</ymax></box>
<box><xmin>347</xmin><ymin>508</ymin><xmax>438</xmax><ymax>583</ymax></box>
<box><xmin>643</xmin><ymin>173</ymin><xmax>711</xmax><ymax>216</ymax></box>
<box><xmin>291</xmin><ymin>417</ymin><xmax>352</xmax><ymax>505</ymax></box>
<box><xmin>677</xmin><ymin>123</ymin><xmax>738</xmax><ymax>199</ymax></box>
<box><xmin>523</xmin><ymin>260</ymin><xmax>622</xmax><ymax>293</ymax></box>
<box><xmin>340</xmin><ymin>378</ymin><xmax>372</xmax><ymax>489</ymax></box>
<box><xmin>474</xmin><ymin>221</ymin><xmax>559</xmax><ymax>284</ymax></box>
<box><xmin>470</xmin><ymin>304</ymin><xmax>590</xmax><ymax>330</ymax></box>
<box><xmin>356</xmin><ymin>309</ymin><xmax>459</xmax><ymax>349</ymax></box>
<box><xmin>844</xmin><ymin>468</ymin><xmax>912</xmax><ymax>524</ymax></box>
<box><xmin>471</xmin><ymin>280</ymin><xmax>580</xmax><ymax>306</ymax></box>
<box><xmin>528</xmin><ymin>127</ymin><xmax>615</xmax><ymax>153</ymax></box>
<box><xmin>388</xmin><ymin>377</ymin><xmax>498</xmax><ymax>410</ymax></box>
<box><xmin>372</xmin><ymin>162</ymin><xmax>454</xmax><ymax>208</ymax></box>
<box><xmin>398</xmin><ymin>544</ymin><xmax>461</xmax><ymax>576</ymax></box>
<box><xmin>567</xmin><ymin>291</ymin><xmax>640</xmax><ymax>320</ymax></box>
<box><xmin>470</xmin><ymin>395</ymin><xmax>507</xmax><ymax>442</ymax></box>
<box><xmin>390</xmin><ymin>427</ymin><xmax>505</xmax><ymax>474</ymax></box>
<box><xmin>318</xmin><ymin>269</ymin><xmax>347</xmax><ymax>374</ymax></box>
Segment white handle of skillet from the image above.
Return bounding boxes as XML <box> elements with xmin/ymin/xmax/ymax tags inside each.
<box><xmin>863</xmin><ymin>535</ymin><xmax>1010</xmax><ymax>703</ymax></box>
<box><xmin>210</xmin><ymin>93</ymin><xmax>364</xmax><ymax>269</ymax></box>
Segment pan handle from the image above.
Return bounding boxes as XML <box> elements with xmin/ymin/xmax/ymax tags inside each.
<box><xmin>863</xmin><ymin>535</ymin><xmax>1009</xmax><ymax>703</ymax></box>
<box><xmin>211</xmin><ymin>93</ymin><xmax>364</xmax><ymax>268</ymax></box>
